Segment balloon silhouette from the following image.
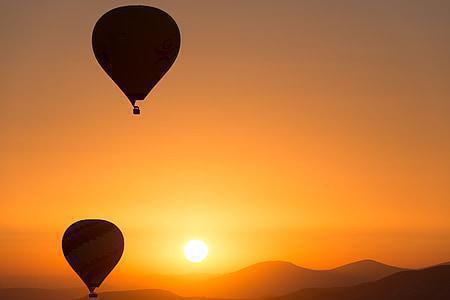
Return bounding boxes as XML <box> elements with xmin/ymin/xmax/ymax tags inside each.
<box><xmin>92</xmin><ymin>5</ymin><xmax>181</xmax><ymax>115</ymax></box>
<box><xmin>62</xmin><ymin>219</ymin><xmax>124</xmax><ymax>298</ymax></box>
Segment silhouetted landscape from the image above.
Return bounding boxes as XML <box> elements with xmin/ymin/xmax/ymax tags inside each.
<box><xmin>2</xmin><ymin>261</ymin><xmax>448</xmax><ymax>300</ymax></box>
<box><xmin>100</xmin><ymin>259</ymin><xmax>408</xmax><ymax>298</ymax></box>
<box><xmin>194</xmin><ymin>259</ymin><xmax>406</xmax><ymax>298</ymax></box>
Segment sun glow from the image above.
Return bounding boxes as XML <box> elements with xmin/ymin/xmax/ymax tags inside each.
<box><xmin>184</xmin><ymin>240</ymin><xmax>208</xmax><ymax>263</ymax></box>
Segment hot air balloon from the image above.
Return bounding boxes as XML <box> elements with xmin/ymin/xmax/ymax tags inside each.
<box><xmin>62</xmin><ymin>219</ymin><xmax>124</xmax><ymax>299</ymax></box>
<box><xmin>92</xmin><ymin>5</ymin><xmax>181</xmax><ymax>115</ymax></box>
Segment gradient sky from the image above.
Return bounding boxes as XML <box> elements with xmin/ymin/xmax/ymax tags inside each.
<box><xmin>1</xmin><ymin>0</ymin><xmax>450</xmax><ymax>289</ymax></box>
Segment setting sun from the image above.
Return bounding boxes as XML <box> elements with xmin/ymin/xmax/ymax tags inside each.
<box><xmin>184</xmin><ymin>240</ymin><xmax>208</xmax><ymax>263</ymax></box>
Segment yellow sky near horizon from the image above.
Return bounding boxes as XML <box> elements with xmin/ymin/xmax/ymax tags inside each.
<box><xmin>1</xmin><ymin>0</ymin><xmax>450</xmax><ymax>288</ymax></box>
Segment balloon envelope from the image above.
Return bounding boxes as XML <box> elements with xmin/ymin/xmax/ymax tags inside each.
<box><xmin>62</xmin><ymin>219</ymin><xmax>124</xmax><ymax>292</ymax></box>
<box><xmin>92</xmin><ymin>5</ymin><xmax>181</xmax><ymax>111</ymax></box>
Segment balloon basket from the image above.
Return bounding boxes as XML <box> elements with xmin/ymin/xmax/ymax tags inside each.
<box><xmin>89</xmin><ymin>292</ymin><xmax>98</xmax><ymax>299</ymax></box>
<box><xmin>133</xmin><ymin>105</ymin><xmax>141</xmax><ymax>115</ymax></box>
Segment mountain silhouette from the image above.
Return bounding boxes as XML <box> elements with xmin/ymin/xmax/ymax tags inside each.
<box><xmin>2</xmin><ymin>260</ymin><xmax>443</xmax><ymax>300</ymax></box>
<box><xmin>197</xmin><ymin>260</ymin><xmax>406</xmax><ymax>298</ymax></box>
<box><xmin>115</xmin><ymin>260</ymin><xmax>407</xmax><ymax>298</ymax></box>
<box><xmin>275</xmin><ymin>265</ymin><xmax>450</xmax><ymax>300</ymax></box>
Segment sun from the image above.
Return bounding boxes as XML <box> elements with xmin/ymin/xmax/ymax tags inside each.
<box><xmin>184</xmin><ymin>240</ymin><xmax>208</xmax><ymax>263</ymax></box>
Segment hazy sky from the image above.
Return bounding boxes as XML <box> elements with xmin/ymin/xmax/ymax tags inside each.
<box><xmin>1</xmin><ymin>0</ymin><xmax>450</xmax><ymax>289</ymax></box>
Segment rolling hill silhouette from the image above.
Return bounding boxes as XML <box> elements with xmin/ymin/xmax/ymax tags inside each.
<box><xmin>4</xmin><ymin>260</ymin><xmax>446</xmax><ymax>300</ymax></box>
<box><xmin>275</xmin><ymin>265</ymin><xmax>450</xmax><ymax>300</ymax></box>
<box><xmin>197</xmin><ymin>260</ymin><xmax>406</xmax><ymax>298</ymax></box>
<box><xmin>117</xmin><ymin>260</ymin><xmax>406</xmax><ymax>298</ymax></box>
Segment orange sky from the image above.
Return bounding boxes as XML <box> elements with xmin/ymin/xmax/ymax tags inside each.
<box><xmin>1</xmin><ymin>0</ymin><xmax>449</xmax><ymax>289</ymax></box>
